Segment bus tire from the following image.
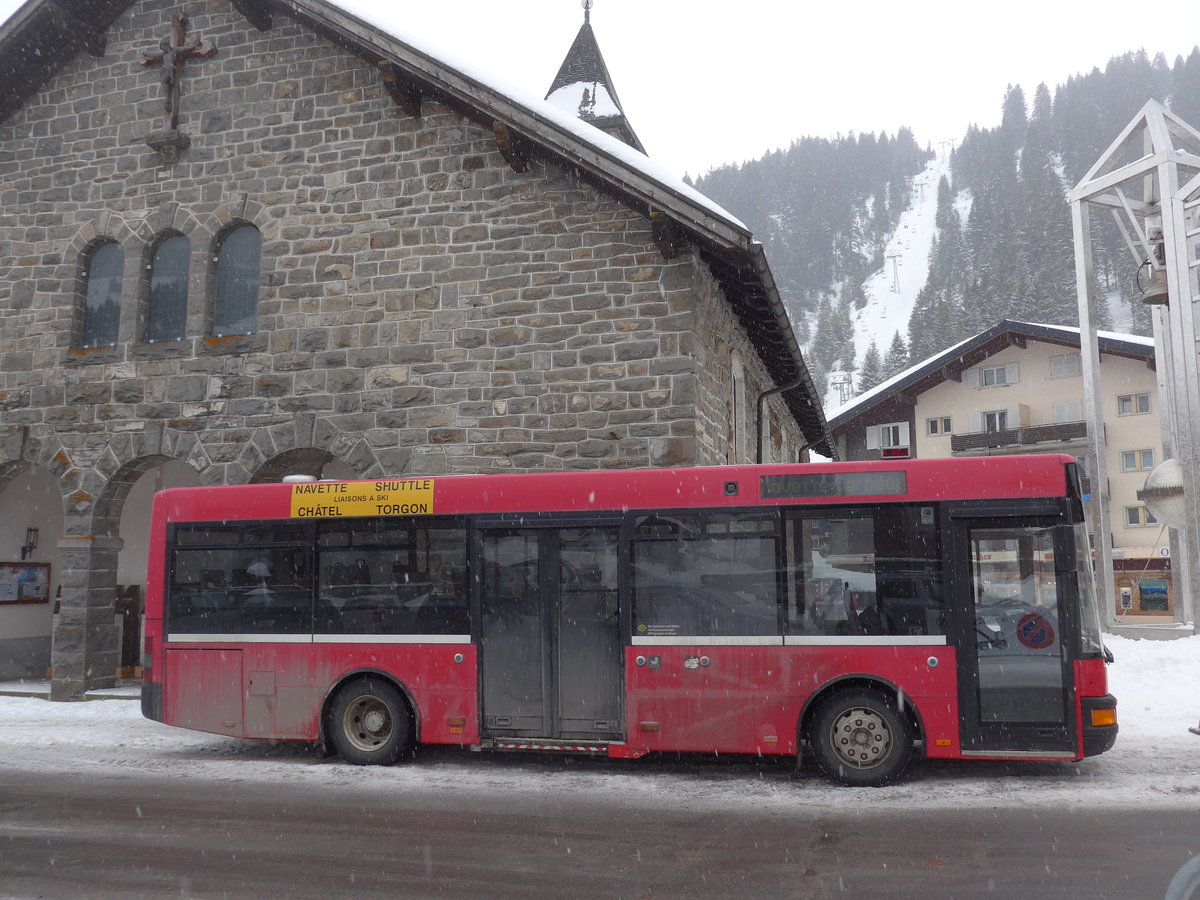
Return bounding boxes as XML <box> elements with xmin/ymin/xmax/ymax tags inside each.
<box><xmin>327</xmin><ymin>678</ymin><xmax>414</xmax><ymax>766</ymax></box>
<box><xmin>809</xmin><ymin>688</ymin><xmax>913</xmax><ymax>787</ymax></box>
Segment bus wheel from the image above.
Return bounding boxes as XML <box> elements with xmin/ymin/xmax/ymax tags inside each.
<box><xmin>328</xmin><ymin>678</ymin><xmax>414</xmax><ymax>766</ymax></box>
<box><xmin>809</xmin><ymin>688</ymin><xmax>913</xmax><ymax>787</ymax></box>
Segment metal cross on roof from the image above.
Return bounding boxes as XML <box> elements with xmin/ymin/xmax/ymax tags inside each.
<box><xmin>137</xmin><ymin>9</ymin><xmax>216</xmax><ymax>130</ymax></box>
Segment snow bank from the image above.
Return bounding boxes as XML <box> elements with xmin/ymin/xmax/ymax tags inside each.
<box><xmin>1</xmin><ymin>634</ymin><xmax>1197</xmax><ymax>811</ymax></box>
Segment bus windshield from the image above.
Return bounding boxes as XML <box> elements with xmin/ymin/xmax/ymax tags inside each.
<box><xmin>1074</xmin><ymin>522</ymin><xmax>1106</xmax><ymax>657</ymax></box>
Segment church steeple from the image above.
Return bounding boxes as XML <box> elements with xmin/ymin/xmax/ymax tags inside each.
<box><xmin>545</xmin><ymin>1</ymin><xmax>645</xmax><ymax>153</ymax></box>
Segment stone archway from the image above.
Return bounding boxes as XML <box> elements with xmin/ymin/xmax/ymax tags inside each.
<box><xmin>50</xmin><ymin>453</ymin><xmax>201</xmax><ymax>700</ymax></box>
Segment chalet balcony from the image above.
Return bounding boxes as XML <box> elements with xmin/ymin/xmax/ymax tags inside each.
<box><xmin>950</xmin><ymin>420</ymin><xmax>1088</xmax><ymax>453</ymax></box>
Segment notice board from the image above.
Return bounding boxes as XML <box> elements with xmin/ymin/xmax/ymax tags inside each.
<box><xmin>0</xmin><ymin>563</ymin><xmax>50</xmax><ymax>604</ymax></box>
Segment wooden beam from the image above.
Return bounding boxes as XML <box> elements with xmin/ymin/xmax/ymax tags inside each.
<box><xmin>1007</xmin><ymin>333</ymin><xmax>1027</xmax><ymax>348</ymax></box>
<box><xmin>380</xmin><ymin>62</ymin><xmax>422</xmax><ymax>118</ymax></box>
<box><xmin>44</xmin><ymin>1</ymin><xmax>105</xmax><ymax>56</ymax></box>
<box><xmin>231</xmin><ymin>0</ymin><xmax>274</xmax><ymax>32</ymax></box>
<box><xmin>650</xmin><ymin>211</ymin><xmax>684</xmax><ymax>260</ymax></box>
<box><xmin>940</xmin><ymin>364</ymin><xmax>962</xmax><ymax>382</ymax></box>
<box><xmin>493</xmin><ymin>122</ymin><xmax>530</xmax><ymax>173</ymax></box>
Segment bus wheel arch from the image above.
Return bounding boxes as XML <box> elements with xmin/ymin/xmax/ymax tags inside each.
<box><xmin>322</xmin><ymin>671</ymin><xmax>418</xmax><ymax>766</ymax></box>
<box><xmin>800</xmin><ymin>678</ymin><xmax>921</xmax><ymax>787</ymax></box>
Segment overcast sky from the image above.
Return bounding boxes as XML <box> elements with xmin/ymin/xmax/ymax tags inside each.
<box><xmin>2</xmin><ymin>0</ymin><xmax>1199</xmax><ymax>177</ymax></box>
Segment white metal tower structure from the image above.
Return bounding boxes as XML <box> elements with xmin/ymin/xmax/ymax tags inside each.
<box><xmin>1069</xmin><ymin>100</ymin><xmax>1200</xmax><ymax>631</ymax></box>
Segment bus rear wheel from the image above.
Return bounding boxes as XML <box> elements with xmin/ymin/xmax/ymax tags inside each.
<box><xmin>328</xmin><ymin>678</ymin><xmax>414</xmax><ymax>766</ymax></box>
<box><xmin>809</xmin><ymin>688</ymin><xmax>913</xmax><ymax>787</ymax></box>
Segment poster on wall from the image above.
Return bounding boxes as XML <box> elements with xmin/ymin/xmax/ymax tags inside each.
<box><xmin>0</xmin><ymin>563</ymin><xmax>50</xmax><ymax>604</ymax></box>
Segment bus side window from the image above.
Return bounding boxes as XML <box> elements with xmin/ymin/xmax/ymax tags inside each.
<box><xmin>631</xmin><ymin>512</ymin><xmax>779</xmax><ymax>638</ymax></box>
<box><xmin>784</xmin><ymin>509</ymin><xmax>945</xmax><ymax>638</ymax></box>
<box><xmin>316</xmin><ymin>517</ymin><xmax>468</xmax><ymax>636</ymax></box>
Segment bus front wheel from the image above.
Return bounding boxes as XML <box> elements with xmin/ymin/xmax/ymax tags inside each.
<box><xmin>809</xmin><ymin>688</ymin><xmax>913</xmax><ymax>787</ymax></box>
<box><xmin>327</xmin><ymin>678</ymin><xmax>414</xmax><ymax>766</ymax></box>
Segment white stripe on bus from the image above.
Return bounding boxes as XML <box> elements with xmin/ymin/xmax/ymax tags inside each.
<box><xmin>165</xmin><ymin>633</ymin><xmax>471</xmax><ymax>644</ymax></box>
<box><xmin>631</xmin><ymin>635</ymin><xmax>782</xmax><ymax>646</ymax></box>
<box><xmin>313</xmin><ymin>634</ymin><xmax>471</xmax><ymax>644</ymax></box>
<box><xmin>630</xmin><ymin>635</ymin><xmax>948</xmax><ymax>647</ymax></box>
<box><xmin>783</xmin><ymin>635</ymin><xmax>948</xmax><ymax>646</ymax></box>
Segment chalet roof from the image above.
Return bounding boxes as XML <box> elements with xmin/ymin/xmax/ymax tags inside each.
<box><xmin>827</xmin><ymin>320</ymin><xmax>1156</xmax><ymax>432</ymax></box>
<box><xmin>543</xmin><ymin>6</ymin><xmax>645</xmax><ymax>153</ymax></box>
<box><xmin>0</xmin><ymin>0</ymin><xmax>834</xmax><ymax>457</ymax></box>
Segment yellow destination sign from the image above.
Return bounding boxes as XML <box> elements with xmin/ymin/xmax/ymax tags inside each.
<box><xmin>289</xmin><ymin>479</ymin><xmax>435</xmax><ymax>518</ymax></box>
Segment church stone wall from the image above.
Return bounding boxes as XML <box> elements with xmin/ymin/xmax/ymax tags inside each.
<box><xmin>0</xmin><ymin>0</ymin><xmax>798</xmax><ymax>480</ymax></box>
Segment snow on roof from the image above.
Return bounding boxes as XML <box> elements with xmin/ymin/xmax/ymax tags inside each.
<box><xmin>1006</xmin><ymin>319</ymin><xmax>1156</xmax><ymax>348</ymax></box>
<box><xmin>323</xmin><ymin>0</ymin><xmax>745</xmax><ymax>232</ymax></box>
<box><xmin>830</xmin><ymin>320</ymin><xmax>1156</xmax><ymax>423</ymax></box>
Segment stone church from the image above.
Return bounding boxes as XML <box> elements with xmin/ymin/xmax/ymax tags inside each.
<box><xmin>0</xmin><ymin>0</ymin><xmax>831</xmax><ymax>697</ymax></box>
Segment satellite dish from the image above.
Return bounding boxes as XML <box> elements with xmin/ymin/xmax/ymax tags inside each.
<box><xmin>1138</xmin><ymin>457</ymin><xmax>1187</xmax><ymax>531</ymax></box>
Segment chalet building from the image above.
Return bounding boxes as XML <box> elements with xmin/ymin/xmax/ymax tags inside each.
<box><xmin>0</xmin><ymin>0</ymin><xmax>830</xmax><ymax>695</ymax></box>
<box><xmin>826</xmin><ymin>320</ymin><xmax>1171</xmax><ymax>634</ymax></box>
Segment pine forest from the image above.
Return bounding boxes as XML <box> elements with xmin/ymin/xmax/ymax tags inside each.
<box><xmin>692</xmin><ymin>48</ymin><xmax>1200</xmax><ymax>400</ymax></box>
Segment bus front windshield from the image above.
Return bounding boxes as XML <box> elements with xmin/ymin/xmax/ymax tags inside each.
<box><xmin>1073</xmin><ymin>523</ymin><xmax>1105</xmax><ymax>657</ymax></box>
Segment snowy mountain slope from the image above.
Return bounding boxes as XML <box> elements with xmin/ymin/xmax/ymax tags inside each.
<box><xmin>821</xmin><ymin>151</ymin><xmax>950</xmax><ymax>413</ymax></box>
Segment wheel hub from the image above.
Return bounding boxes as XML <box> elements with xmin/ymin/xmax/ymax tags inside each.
<box><xmin>345</xmin><ymin>697</ymin><xmax>392</xmax><ymax>750</ymax></box>
<box><xmin>830</xmin><ymin>706</ymin><xmax>892</xmax><ymax>769</ymax></box>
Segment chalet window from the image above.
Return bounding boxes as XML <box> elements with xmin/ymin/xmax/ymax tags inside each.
<box><xmin>81</xmin><ymin>240</ymin><xmax>123</xmax><ymax>348</ymax></box>
<box><xmin>865</xmin><ymin>422</ymin><xmax>910</xmax><ymax>458</ymax></box>
<box><xmin>927</xmin><ymin>416</ymin><xmax>952</xmax><ymax>435</ymax></box>
<box><xmin>1120</xmin><ymin>449</ymin><xmax>1155</xmax><ymax>471</ymax></box>
<box><xmin>1124</xmin><ymin>506</ymin><xmax>1158</xmax><ymax>527</ymax></box>
<box><xmin>212</xmin><ymin>224</ymin><xmax>261</xmax><ymax>336</ymax></box>
<box><xmin>145</xmin><ymin>233</ymin><xmax>189</xmax><ymax>342</ymax></box>
<box><xmin>965</xmin><ymin>363</ymin><xmax>1019</xmax><ymax>389</ymax></box>
<box><xmin>1052</xmin><ymin>400</ymin><xmax>1083</xmax><ymax>423</ymax></box>
<box><xmin>1117</xmin><ymin>393</ymin><xmax>1150</xmax><ymax>416</ymax></box>
<box><xmin>983</xmin><ymin>410</ymin><xmax>1008</xmax><ymax>433</ymax></box>
<box><xmin>1050</xmin><ymin>354</ymin><xmax>1081</xmax><ymax>378</ymax></box>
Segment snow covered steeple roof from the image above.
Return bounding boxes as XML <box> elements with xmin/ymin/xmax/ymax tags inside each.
<box><xmin>544</xmin><ymin>0</ymin><xmax>645</xmax><ymax>153</ymax></box>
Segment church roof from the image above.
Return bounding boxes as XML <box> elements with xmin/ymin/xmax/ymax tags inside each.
<box><xmin>0</xmin><ymin>0</ymin><xmax>834</xmax><ymax>458</ymax></box>
<box><xmin>544</xmin><ymin>6</ymin><xmax>645</xmax><ymax>153</ymax></box>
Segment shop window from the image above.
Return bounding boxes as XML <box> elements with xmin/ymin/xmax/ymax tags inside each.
<box><xmin>1139</xmin><ymin>578</ymin><xmax>1169</xmax><ymax>612</ymax></box>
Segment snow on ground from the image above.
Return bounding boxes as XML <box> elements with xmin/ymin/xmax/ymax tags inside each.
<box><xmin>1</xmin><ymin>634</ymin><xmax>1198</xmax><ymax>811</ymax></box>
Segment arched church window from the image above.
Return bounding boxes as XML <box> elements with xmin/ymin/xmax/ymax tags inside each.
<box><xmin>145</xmin><ymin>232</ymin><xmax>189</xmax><ymax>342</ymax></box>
<box><xmin>212</xmin><ymin>223</ymin><xmax>261</xmax><ymax>336</ymax></box>
<box><xmin>81</xmin><ymin>240</ymin><xmax>123</xmax><ymax>348</ymax></box>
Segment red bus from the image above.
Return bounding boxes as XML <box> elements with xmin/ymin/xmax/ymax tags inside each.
<box><xmin>141</xmin><ymin>455</ymin><xmax>1116</xmax><ymax>786</ymax></box>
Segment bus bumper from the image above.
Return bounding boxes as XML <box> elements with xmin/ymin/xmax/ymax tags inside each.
<box><xmin>141</xmin><ymin>681</ymin><xmax>163</xmax><ymax>723</ymax></box>
<box><xmin>1081</xmin><ymin>694</ymin><xmax>1118</xmax><ymax>756</ymax></box>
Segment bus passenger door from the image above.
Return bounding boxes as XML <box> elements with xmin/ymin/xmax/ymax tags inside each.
<box><xmin>950</xmin><ymin>514</ymin><xmax>1077</xmax><ymax>757</ymax></box>
<box><xmin>478</xmin><ymin>525</ymin><xmax>623</xmax><ymax>742</ymax></box>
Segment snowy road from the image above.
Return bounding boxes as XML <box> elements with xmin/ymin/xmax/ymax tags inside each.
<box><xmin>1</xmin><ymin>635</ymin><xmax>1199</xmax><ymax>897</ymax></box>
